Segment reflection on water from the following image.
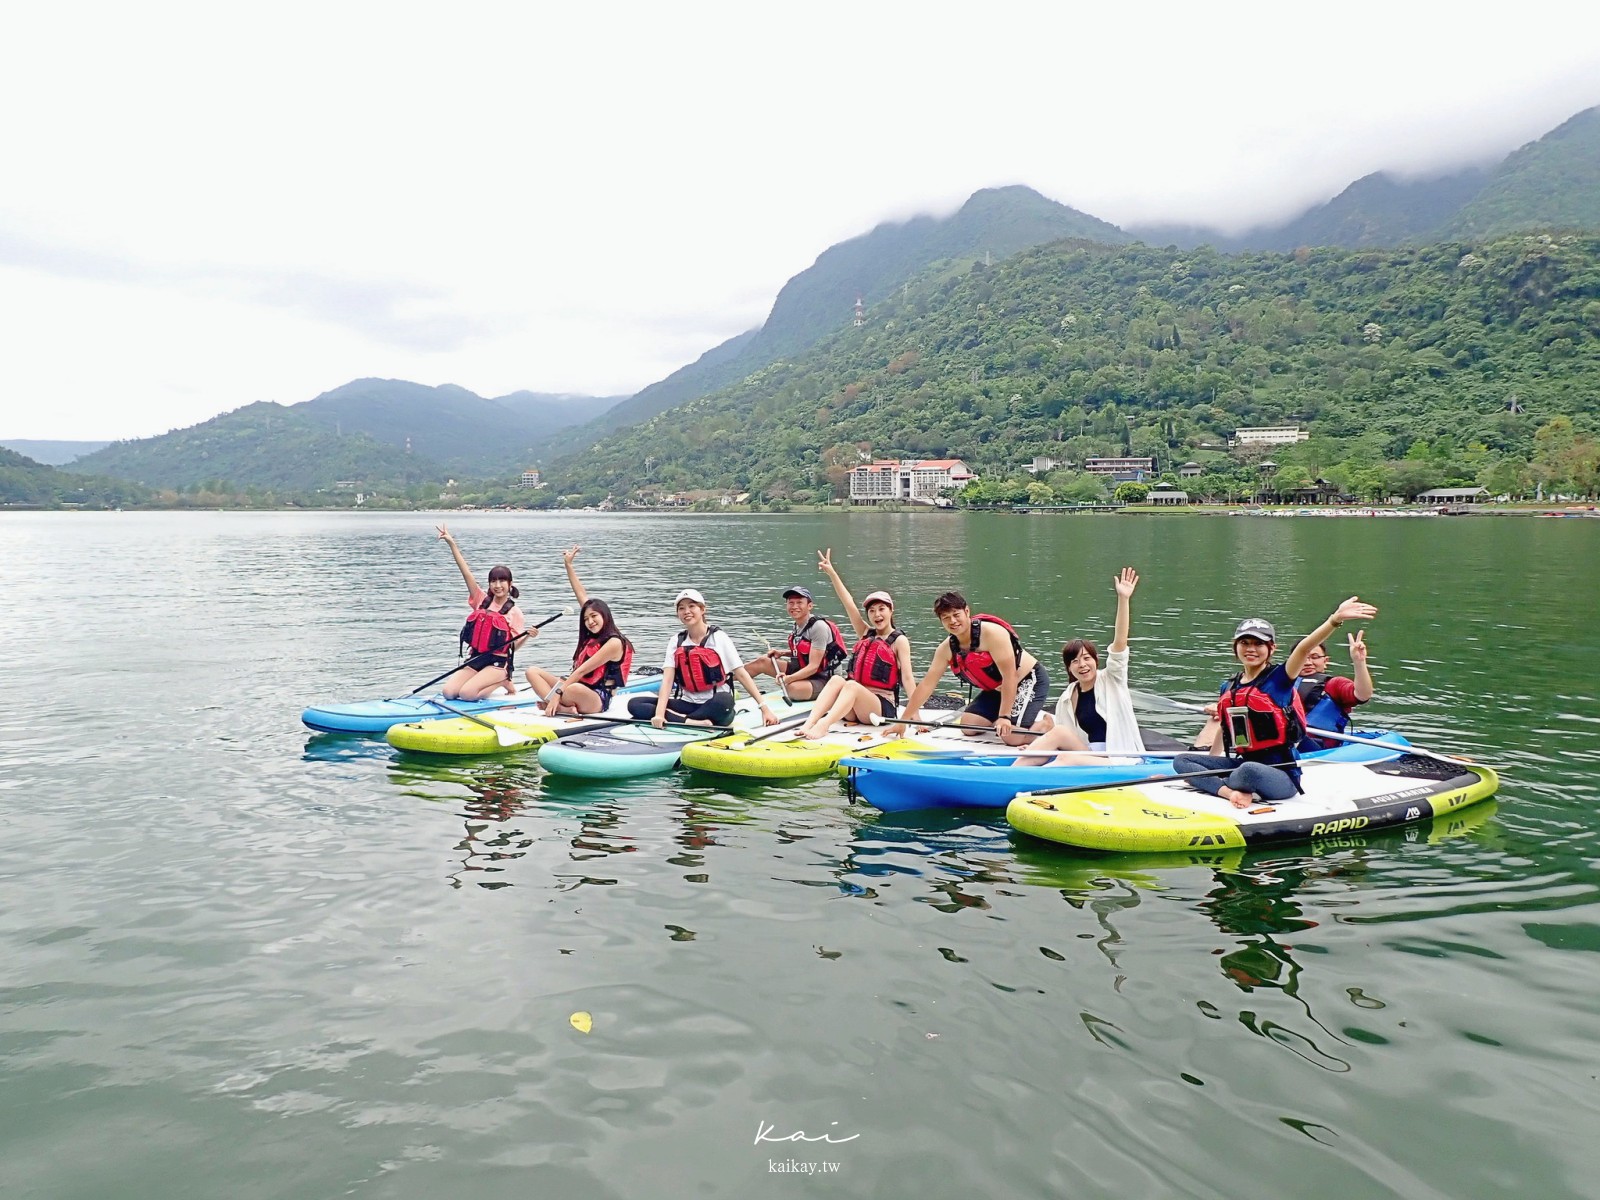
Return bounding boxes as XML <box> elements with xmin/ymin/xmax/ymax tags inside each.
<box><xmin>6</xmin><ymin>511</ymin><xmax>1600</xmax><ymax>1199</ymax></box>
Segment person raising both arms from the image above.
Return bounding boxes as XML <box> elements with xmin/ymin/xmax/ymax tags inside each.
<box><xmin>1296</xmin><ymin>629</ymin><xmax>1374</xmax><ymax>752</ymax></box>
<box><xmin>437</xmin><ymin>525</ymin><xmax>528</xmax><ymax>701</ymax></box>
<box><xmin>897</xmin><ymin>592</ymin><xmax>1050</xmax><ymax>747</ymax></box>
<box><xmin>1171</xmin><ymin>597</ymin><xmax>1379</xmax><ymax>809</ymax></box>
<box><xmin>795</xmin><ymin>549</ymin><xmax>917</xmax><ymax>740</ymax></box>
<box><xmin>745</xmin><ymin>583</ymin><xmax>848</xmax><ymax>701</ymax></box>
<box><xmin>626</xmin><ymin>588</ymin><xmax>780</xmax><ymax>728</ymax></box>
<box><xmin>523</xmin><ymin>545</ymin><xmax>634</xmax><ymax>717</ymax></box>
<box><xmin>1015</xmin><ymin>567</ymin><xmax>1145</xmax><ymax>766</ymax></box>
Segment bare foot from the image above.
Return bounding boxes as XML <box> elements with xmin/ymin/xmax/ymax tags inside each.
<box><xmin>1222</xmin><ymin>786</ymin><xmax>1258</xmax><ymax>809</ymax></box>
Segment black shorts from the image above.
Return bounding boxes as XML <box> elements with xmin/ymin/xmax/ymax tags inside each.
<box><xmin>964</xmin><ymin>663</ymin><xmax>1050</xmax><ymax>727</ymax></box>
<box><xmin>872</xmin><ymin>692</ymin><xmax>896</xmax><ymax>719</ymax></box>
<box><xmin>462</xmin><ymin>651</ymin><xmax>511</xmax><ymax>672</ymax></box>
<box><xmin>626</xmin><ymin>689</ymin><xmax>735</xmax><ymax>726</ymax></box>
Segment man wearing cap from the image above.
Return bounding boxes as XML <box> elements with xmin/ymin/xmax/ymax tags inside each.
<box><xmin>746</xmin><ymin>583</ymin><xmax>847</xmax><ymax>701</ymax></box>
<box><xmin>626</xmin><ymin>588</ymin><xmax>779</xmax><ymax>728</ymax></box>
<box><xmin>1172</xmin><ymin>597</ymin><xmax>1378</xmax><ymax>808</ymax></box>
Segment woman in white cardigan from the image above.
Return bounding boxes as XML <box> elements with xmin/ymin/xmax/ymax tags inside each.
<box><xmin>1015</xmin><ymin>567</ymin><xmax>1144</xmax><ymax>765</ymax></box>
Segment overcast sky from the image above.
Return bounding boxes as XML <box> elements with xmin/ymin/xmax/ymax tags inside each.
<box><xmin>3</xmin><ymin>0</ymin><xmax>1598</xmax><ymax>441</ymax></box>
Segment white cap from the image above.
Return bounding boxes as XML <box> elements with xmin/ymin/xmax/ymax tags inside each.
<box><xmin>674</xmin><ymin>588</ymin><xmax>706</xmax><ymax>606</ymax></box>
<box><xmin>863</xmin><ymin>590</ymin><xmax>894</xmax><ymax>609</ymax></box>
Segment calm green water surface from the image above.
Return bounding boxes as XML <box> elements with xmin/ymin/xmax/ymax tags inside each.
<box><xmin>3</xmin><ymin>510</ymin><xmax>1598</xmax><ymax>1199</ymax></box>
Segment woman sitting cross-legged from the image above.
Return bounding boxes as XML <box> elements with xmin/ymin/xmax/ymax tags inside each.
<box><xmin>1171</xmin><ymin>596</ymin><xmax>1378</xmax><ymax>809</ymax></box>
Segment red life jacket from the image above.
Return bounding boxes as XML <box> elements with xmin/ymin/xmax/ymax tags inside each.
<box><xmin>948</xmin><ymin>615</ymin><xmax>1023</xmax><ymax>691</ymax></box>
<box><xmin>673</xmin><ymin>626</ymin><xmax>727</xmax><ymax>693</ymax></box>
<box><xmin>574</xmin><ymin>634</ymin><xmax>633</xmax><ymax>690</ymax></box>
<box><xmin>789</xmin><ymin>615</ymin><xmax>849</xmax><ymax>674</ymax></box>
<box><xmin>1220</xmin><ymin>673</ymin><xmax>1307</xmax><ymax>756</ymax></box>
<box><xmin>848</xmin><ymin>629</ymin><xmax>906</xmax><ymax>696</ymax></box>
<box><xmin>461</xmin><ymin>596</ymin><xmax>516</xmax><ymax>658</ymax></box>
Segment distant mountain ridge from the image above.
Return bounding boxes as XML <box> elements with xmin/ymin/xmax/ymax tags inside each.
<box><xmin>540</xmin><ymin>186</ymin><xmax>1127</xmax><ymax>460</ymax></box>
<box><xmin>68</xmin><ymin>379</ymin><xmax>629</xmax><ymax>491</ymax></box>
<box><xmin>1133</xmin><ymin>104</ymin><xmax>1600</xmax><ymax>251</ymax></box>
<box><xmin>0</xmin><ymin>439</ymin><xmax>112</xmax><ymax>465</ymax></box>
<box><xmin>54</xmin><ymin>103</ymin><xmax>1600</xmax><ymax>496</ymax></box>
<box><xmin>1444</xmin><ymin>106</ymin><xmax>1600</xmax><ymax>239</ymax></box>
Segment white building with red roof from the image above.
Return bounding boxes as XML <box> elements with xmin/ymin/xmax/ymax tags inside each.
<box><xmin>848</xmin><ymin>458</ymin><xmax>975</xmax><ymax>505</ymax></box>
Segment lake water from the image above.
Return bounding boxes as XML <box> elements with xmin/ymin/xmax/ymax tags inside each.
<box><xmin>3</xmin><ymin>509</ymin><xmax>1599</xmax><ymax>1199</ymax></box>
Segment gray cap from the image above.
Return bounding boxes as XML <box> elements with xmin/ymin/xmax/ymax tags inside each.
<box><xmin>1232</xmin><ymin>618</ymin><xmax>1276</xmax><ymax>644</ymax></box>
<box><xmin>782</xmin><ymin>586</ymin><xmax>813</xmax><ymax>601</ymax></box>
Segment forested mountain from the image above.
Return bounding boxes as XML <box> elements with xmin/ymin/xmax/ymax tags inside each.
<box><xmin>70</xmin><ymin>401</ymin><xmax>442</xmax><ymax>491</ymax></box>
<box><xmin>1444</xmin><ymin>106</ymin><xmax>1600</xmax><ymax>239</ymax></box>
<box><xmin>1134</xmin><ymin>105</ymin><xmax>1599</xmax><ymax>252</ymax></box>
<box><xmin>493</xmin><ymin>389</ymin><xmax>630</xmax><ymax>435</ymax></box>
<box><xmin>539</xmin><ymin>187</ymin><xmax>1127</xmax><ymax>459</ymax></box>
<box><xmin>67</xmin><ymin>378</ymin><xmax>629</xmax><ymax>491</ymax></box>
<box><xmin>1139</xmin><ymin>168</ymin><xmax>1493</xmax><ymax>253</ymax></box>
<box><xmin>0</xmin><ymin>439</ymin><xmax>112</xmax><ymax>465</ymax></box>
<box><xmin>0</xmin><ymin>445</ymin><xmax>150</xmax><ymax>507</ymax></box>
<box><xmin>545</xmin><ymin>232</ymin><xmax>1600</xmax><ymax>503</ymax></box>
<box><xmin>293</xmin><ymin>378</ymin><xmax>626</xmax><ymax>472</ymax></box>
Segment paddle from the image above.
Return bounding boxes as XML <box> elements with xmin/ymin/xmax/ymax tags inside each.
<box><xmin>1023</xmin><ymin>766</ymin><xmax>1236</xmax><ymax>799</ymax></box>
<box><xmin>1129</xmin><ymin>689</ymin><xmax>1213</xmax><ymax>716</ymax></box>
<box><xmin>867</xmin><ymin>712</ymin><xmax>1049</xmax><ymax>742</ymax></box>
<box><xmin>403</xmin><ymin>607</ymin><xmax>570</xmax><ymax>696</ymax></box>
<box><xmin>745</xmin><ymin>713</ymin><xmax>816</xmax><ymax>744</ymax></box>
<box><xmin>1292</xmin><ymin>726</ymin><xmax>1474</xmax><ymax>767</ymax></box>
<box><xmin>427</xmin><ymin>698</ymin><xmax>541</xmax><ymax>748</ymax></box>
<box><xmin>1129</xmin><ymin>690</ymin><xmax>1472</xmax><ymax>767</ymax></box>
<box><xmin>551</xmin><ymin>712</ymin><xmax>743</xmax><ymax>737</ymax></box>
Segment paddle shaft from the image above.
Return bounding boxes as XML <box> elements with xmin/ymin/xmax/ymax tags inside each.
<box><xmin>555</xmin><ymin>712</ymin><xmax>742</xmax><ymax>736</ymax></box>
<box><xmin>871</xmin><ymin>714</ymin><xmax>1047</xmax><ymax>742</ymax></box>
<box><xmin>1026</xmin><ymin>766</ymin><xmax>1235</xmax><ymax>798</ymax></box>
<box><xmin>407</xmin><ymin>608</ymin><xmax>568</xmax><ymax>695</ymax></box>
<box><xmin>1130</xmin><ymin>690</ymin><xmax>1471</xmax><ymax>765</ymax></box>
<box><xmin>426</xmin><ymin>698</ymin><xmax>532</xmax><ymax>746</ymax></box>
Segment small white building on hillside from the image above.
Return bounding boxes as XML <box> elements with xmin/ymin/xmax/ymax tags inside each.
<box><xmin>1233</xmin><ymin>428</ymin><xmax>1308</xmax><ymax>448</ymax></box>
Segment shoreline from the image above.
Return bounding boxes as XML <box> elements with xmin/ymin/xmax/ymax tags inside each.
<box><xmin>6</xmin><ymin>503</ymin><xmax>1597</xmax><ymax>518</ymax></box>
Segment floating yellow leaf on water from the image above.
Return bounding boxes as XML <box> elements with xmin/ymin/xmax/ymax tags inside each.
<box><xmin>569</xmin><ymin>1011</ymin><xmax>592</xmax><ymax>1034</ymax></box>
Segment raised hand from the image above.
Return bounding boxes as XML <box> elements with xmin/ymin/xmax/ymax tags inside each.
<box><xmin>1332</xmin><ymin>596</ymin><xmax>1378</xmax><ymax>625</ymax></box>
<box><xmin>435</xmin><ymin>524</ymin><xmax>455</xmax><ymax>543</ymax></box>
<box><xmin>563</xmin><ymin>545</ymin><xmax>581</xmax><ymax>565</ymax></box>
<box><xmin>1348</xmin><ymin>629</ymin><xmax>1368</xmax><ymax>662</ymax></box>
<box><xmin>817</xmin><ymin>548</ymin><xmax>836</xmax><ymax>574</ymax></box>
<box><xmin>1114</xmin><ymin>567</ymin><xmax>1139</xmax><ymax>598</ymax></box>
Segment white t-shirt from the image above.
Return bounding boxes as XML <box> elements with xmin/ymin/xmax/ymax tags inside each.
<box><xmin>661</xmin><ymin>626</ymin><xmax>746</xmax><ymax>702</ymax></box>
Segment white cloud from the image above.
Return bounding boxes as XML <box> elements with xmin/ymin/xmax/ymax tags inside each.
<box><xmin>2</xmin><ymin>0</ymin><xmax>1598</xmax><ymax>438</ymax></box>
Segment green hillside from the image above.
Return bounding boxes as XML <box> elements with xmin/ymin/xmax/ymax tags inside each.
<box><xmin>547</xmin><ymin>232</ymin><xmax>1600</xmax><ymax>502</ymax></box>
<box><xmin>0</xmin><ymin>446</ymin><xmax>150</xmax><ymax>507</ymax></box>
<box><xmin>297</xmin><ymin>378</ymin><xmax>626</xmax><ymax>472</ymax></box>
<box><xmin>539</xmin><ymin>186</ymin><xmax>1127</xmax><ymax>460</ymax></box>
<box><xmin>65</xmin><ymin>379</ymin><xmax>631</xmax><ymax>492</ymax></box>
<box><xmin>70</xmin><ymin>402</ymin><xmax>441</xmax><ymax>491</ymax></box>
<box><xmin>1445</xmin><ymin>106</ymin><xmax>1600</xmax><ymax>240</ymax></box>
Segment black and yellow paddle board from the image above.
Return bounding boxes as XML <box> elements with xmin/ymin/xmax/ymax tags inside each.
<box><xmin>1007</xmin><ymin>755</ymin><xmax>1499</xmax><ymax>853</ymax></box>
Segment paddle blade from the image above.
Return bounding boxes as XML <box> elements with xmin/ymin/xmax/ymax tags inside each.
<box><xmin>495</xmin><ymin>724</ymin><xmax>533</xmax><ymax>747</ymax></box>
